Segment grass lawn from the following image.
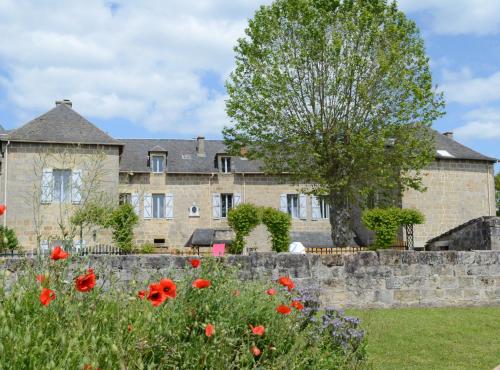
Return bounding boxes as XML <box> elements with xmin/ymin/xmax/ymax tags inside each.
<box><xmin>347</xmin><ymin>307</ymin><xmax>500</xmax><ymax>370</ymax></box>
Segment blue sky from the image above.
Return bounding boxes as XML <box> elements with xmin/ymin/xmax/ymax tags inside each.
<box><xmin>0</xmin><ymin>1</ymin><xmax>498</xmax><ymax>171</ymax></box>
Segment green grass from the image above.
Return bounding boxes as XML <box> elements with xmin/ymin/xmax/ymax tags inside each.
<box><xmin>348</xmin><ymin>307</ymin><xmax>500</xmax><ymax>370</ymax></box>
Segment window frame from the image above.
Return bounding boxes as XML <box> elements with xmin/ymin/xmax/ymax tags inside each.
<box><xmin>151</xmin><ymin>155</ymin><xmax>165</xmax><ymax>174</ymax></box>
<box><xmin>220</xmin><ymin>156</ymin><xmax>231</xmax><ymax>173</ymax></box>
<box><xmin>152</xmin><ymin>193</ymin><xmax>165</xmax><ymax>219</ymax></box>
<box><xmin>119</xmin><ymin>193</ymin><xmax>132</xmax><ymax>205</ymax></box>
<box><xmin>286</xmin><ymin>194</ymin><xmax>299</xmax><ymax>219</ymax></box>
<box><xmin>319</xmin><ymin>198</ymin><xmax>330</xmax><ymax>219</ymax></box>
<box><xmin>53</xmin><ymin>169</ymin><xmax>72</xmax><ymax>203</ymax></box>
<box><xmin>221</xmin><ymin>193</ymin><xmax>233</xmax><ymax>218</ymax></box>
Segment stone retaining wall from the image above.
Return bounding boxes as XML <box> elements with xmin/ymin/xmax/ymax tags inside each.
<box><xmin>1</xmin><ymin>251</ymin><xmax>499</xmax><ymax>309</ymax></box>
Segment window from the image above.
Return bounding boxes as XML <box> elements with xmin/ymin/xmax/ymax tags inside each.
<box><xmin>221</xmin><ymin>193</ymin><xmax>233</xmax><ymax>218</ymax></box>
<box><xmin>152</xmin><ymin>194</ymin><xmax>165</xmax><ymax>218</ymax></box>
<box><xmin>151</xmin><ymin>155</ymin><xmax>164</xmax><ymax>173</ymax></box>
<box><xmin>287</xmin><ymin>194</ymin><xmax>299</xmax><ymax>218</ymax></box>
<box><xmin>319</xmin><ymin>198</ymin><xmax>330</xmax><ymax>219</ymax></box>
<box><xmin>221</xmin><ymin>157</ymin><xmax>231</xmax><ymax>173</ymax></box>
<box><xmin>119</xmin><ymin>193</ymin><xmax>132</xmax><ymax>205</ymax></box>
<box><xmin>53</xmin><ymin>169</ymin><xmax>71</xmax><ymax>202</ymax></box>
<box><xmin>154</xmin><ymin>238</ymin><xmax>165</xmax><ymax>246</ymax></box>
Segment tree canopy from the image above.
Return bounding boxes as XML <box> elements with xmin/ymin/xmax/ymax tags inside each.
<box><xmin>224</xmin><ymin>0</ymin><xmax>445</xmax><ymax>246</ymax></box>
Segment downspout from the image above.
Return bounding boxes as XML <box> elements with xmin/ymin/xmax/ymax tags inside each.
<box><xmin>243</xmin><ymin>173</ymin><xmax>246</xmax><ymax>202</ymax></box>
<box><xmin>3</xmin><ymin>140</ymin><xmax>10</xmax><ymax>228</ymax></box>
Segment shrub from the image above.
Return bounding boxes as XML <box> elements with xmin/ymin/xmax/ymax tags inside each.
<box><xmin>261</xmin><ymin>207</ymin><xmax>291</xmax><ymax>253</ymax></box>
<box><xmin>136</xmin><ymin>243</ymin><xmax>155</xmax><ymax>254</ymax></box>
<box><xmin>0</xmin><ymin>257</ymin><xmax>366</xmax><ymax>369</ymax></box>
<box><xmin>103</xmin><ymin>203</ymin><xmax>139</xmax><ymax>253</ymax></box>
<box><xmin>227</xmin><ymin>203</ymin><xmax>261</xmax><ymax>254</ymax></box>
<box><xmin>0</xmin><ymin>225</ymin><xmax>19</xmax><ymax>251</ymax></box>
<box><xmin>362</xmin><ymin>207</ymin><xmax>425</xmax><ymax>249</ymax></box>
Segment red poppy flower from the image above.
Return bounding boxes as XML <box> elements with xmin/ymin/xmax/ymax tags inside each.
<box><xmin>278</xmin><ymin>276</ymin><xmax>295</xmax><ymax>291</ymax></box>
<box><xmin>159</xmin><ymin>278</ymin><xmax>177</xmax><ymax>299</ymax></box>
<box><xmin>147</xmin><ymin>283</ymin><xmax>166</xmax><ymax>306</ymax></box>
<box><xmin>128</xmin><ymin>324</ymin><xmax>132</xmax><ymax>332</ymax></box>
<box><xmin>0</xmin><ymin>204</ymin><xmax>6</xmax><ymax>216</ymax></box>
<box><xmin>291</xmin><ymin>300</ymin><xmax>304</xmax><ymax>311</ymax></box>
<box><xmin>75</xmin><ymin>268</ymin><xmax>96</xmax><ymax>292</ymax></box>
<box><xmin>39</xmin><ymin>288</ymin><xmax>56</xmax><ymax>306</ymax></box>
<box><xmin>192</xmin><ymin>279</ymin><xmax>211</xmax><ymax>289</ymax></box>
<box><xmin>137</xmin><ymin>290</ymin><xmax>146</xmax><ymax>299</ymax></box>
<box><xmin>251</xmin><ymin>346</ymin><xmax>261</xmax><ymax>357</ymax></box>
<box><xmin>250</xmin><ymin>325</ymin><xmax>265</xmax><ymax>336</ymax></box>
<box><xmin>36</xmin><ymin>274</ymin><xmax>46</xmax><ymax>283</ymax></box>
<box><xmin>50</xmin><ymin>246</ymin><xmax>69</xmax><ymax>261</ymax></box>
<box><xmin>205</xmin><ymin>323</ymin><xmax>215</xmax><ymax>337</ymax></box>
<box><xmin>190</xmin><ymin>258</ymin><xmax>201</xmax><ymax>268</ymax></box>
<box><xmin>266</xmin><ymin>288</ymin><xmax>276</xmax><ymax>296</ymax></box>
<box><xmin>276</xmin><ymin>304</ymin><xmax>291</xmax><ymax>315</ymax></box>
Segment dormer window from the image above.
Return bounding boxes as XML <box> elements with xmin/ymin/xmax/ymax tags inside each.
<box><xmin>221</xmin><ymin>157</ymin><xmax>231</xmax><ymax>173</ymax></box>
<box><xmin>151</xmin><ymin>155</ymin><xmax>164</xmax><ymax>173</ymax></box>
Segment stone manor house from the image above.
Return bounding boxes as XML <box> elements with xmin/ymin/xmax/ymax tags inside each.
<box><xmin>0</xmin><ymin>100</ymin><xmax>496</xmax><ymax>250</ymax></box>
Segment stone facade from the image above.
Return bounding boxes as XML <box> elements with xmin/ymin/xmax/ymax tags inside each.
<box><xmin>402</xmin><ymin>159</ymin><xmax>496</xmax><ymax>249</ymax></box>
<box><xmin>2</xmin><ymin>250</ymin><xmax>499</xmax><ymax>308</ymax></box>
<box><xmin>0</xmin><ymin>142</ymin><xmax>120</xmax><ymax>247</ymax></box>
<box><xmin>119</xmin><ymin>173</ymin><xmax>331</xmax><ymax>248</ymax></box>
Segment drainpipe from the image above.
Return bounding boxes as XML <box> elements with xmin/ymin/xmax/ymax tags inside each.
<box><xmin>3</xmin><ymin>140</ymin><xmax>10</xmax><ymax>228</ymax></box>
<box><xmin>243</xmin><ymin>173</ymin><xmax>246</xmax><ymax>202</ymax></box>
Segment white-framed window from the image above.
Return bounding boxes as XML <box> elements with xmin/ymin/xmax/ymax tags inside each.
<box><xmin>212</xmin><ymin>193</ymin><xmax>241</xmax><ymax>219</ymax></box>
<box><xmin>119</xmin><ymin>193</ymin><xmax>132</xmax><ymax>205</ymax></box>
<box><xmin>287</xmin><ymin>194</ymin><xmax>299</xmax><ymax>218</ymax></box>
<box><xmin>312</xmin><ymin>196</ymin><xmax>330</xmax><ymax>220</ymax></box>
<box><xmin>221</xmin><ymin>193</ymin><xmax>233</xmax><ymax>218</ymax></box>
<box><xmin>53</xmin><ymin>169</ymin><xmax>71</xmax><ymax>202</ymax></box>
<box><xmin>152</xmin><ymin>194</ymin><xmax>165</xmax><ymax>218</ymax></box>
<box><xmin>221</xmin><ymin>157</ymin><xmax>231</xmax><ymax>173</ymax></box>
<box><xmin>320</xmin><ymin>198</ymin><xmax>329</xmax><ymax>219</ymax></box>
<box><xmin>280</xmin><ymin>193</ymin><xmax>307</xmax><ymax>219</ymax></box>
<box><xmin>151</xmin><ymin>155</ymin><xmax>164</xmax><ymax>173</ymax></box>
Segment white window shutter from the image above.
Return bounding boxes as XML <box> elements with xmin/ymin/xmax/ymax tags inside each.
<box><xmin>311</xmin><ymin>196</ymin><xmax>321</xmax><ymax>220</ymax></box>
<box><xmin>41</xmin><ymin>169</ymin><xmax>53</xmax><ymax>204</ymax></box>
<box><xmin>40</xmin><ymin>240</ymin><xmax>49</xmax><ymax>251</ymax></box>
<box><xmin>233</xmin><ymin>193</ymin><xmax>241</xmax><ymax>207</ymax></box>
<box><xmin>131</xmin><ymin>193</ymin><xmax>140</xmax><ymax>215</ymax></box>
<box><xmin>165</xmin><ymin>193</ymin><xmax>174</xmax><ymax>219</ymax></box>
<box><xmin>212</xmin><ymin>193</ymin><xmax>221</xmax><ymax>219</ymax></box>
<box><xmin>299</xmin><ymin>194</ymin><xmax>307</xmax><ymax>219</ymax></box>
<box><xmin>71</xmin><ymin>169</ymin><xmax>83</xmax><ymax>204</ymax></box>
<box><xmin>143</xmin><ymin>194</ymin><xmax>152</xmax><ymax>219</ymax></box>
<box><xmin>280</xmin><ymin>194</ymin><xmax>287</xmax><ymax>213</ymax></box>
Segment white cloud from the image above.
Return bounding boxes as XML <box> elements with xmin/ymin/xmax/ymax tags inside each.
<box><xmin>0</xmin><ymin>0</ymin><xmax>273</xmax><ymax>136</ymax></box>
<box><xmin>454</xmin><ymin>108</ymin><xmax>500</xmax><ymax>140</ymax></box>
<box><xmin>441</xmin><ymin>70</ymin><xmax>500</xmax><ymax>105</ymax></box>
<box><xmin>397</xmin><ymin>0</ymin><xmax>500</xmax><ymax>35</ymax></box>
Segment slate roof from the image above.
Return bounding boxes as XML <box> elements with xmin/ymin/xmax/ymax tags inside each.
<box><xmin>119</xmin><ymin>139</ymin><xmax>263</xmax><ymax>173</ymax></box>
<box><xmin>434</xmin><ymin>132</ymin><xmax>496</xmax><ymax>162</ymax></box>
<box><xmin>119</xmin><ymin>132</ymin><xmax>495</xmax><ymax>173</ymax></box>
<box><xmin>290</xmin><ymin>231</ymin><xmax>334</xmax><ymax>248</ymax></box>
<box><xmin>7</xmin><ymin>103</ymin><xmax>122</xmax><ymax>146</ymax></box>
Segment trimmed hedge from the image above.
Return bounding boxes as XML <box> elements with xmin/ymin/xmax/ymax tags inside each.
<box><xmin>362</xmin><ymin>207</ymin><xmax>424</xmax><ymax>249</ymax></box>
<box><xmin>227</xmin><ymin>204</ymin><xmax>291</xmax><ymax>254</ymax></box>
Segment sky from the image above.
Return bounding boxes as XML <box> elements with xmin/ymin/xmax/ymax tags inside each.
<box><xmin>0</xmin><ymin>0</ymin><xmax>498</xmax><ymax>171</ymax></box>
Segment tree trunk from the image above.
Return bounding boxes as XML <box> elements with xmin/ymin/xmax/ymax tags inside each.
<box><xmin>329</xmin><ymin>193</ymin><xmax>355</xmax><ymax>247</ymax></box>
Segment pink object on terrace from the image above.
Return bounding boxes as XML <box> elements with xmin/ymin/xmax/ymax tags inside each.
<box><xmin>212</xmin><ymin>243</ymin><xmax>225</xmax><ymax>257</ymax></box>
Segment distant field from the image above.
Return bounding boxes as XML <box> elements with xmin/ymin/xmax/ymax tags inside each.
<box><xmin>348</xmin><ymin>307</ymin><xmax>500</xmax><ymax>370</ymax></box>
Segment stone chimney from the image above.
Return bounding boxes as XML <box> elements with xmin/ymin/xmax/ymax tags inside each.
<box><xmin>443</xmin><ymin>131</ymin><xmax>454</xmax><ymax>139</ymax></box>
<box><xmin>55</xmin><ymin>99</ymin><xmax>72</xmax><ymax>107</ymax></box>
<box><xmin>196</xmin><ymin>136</ymin><xmax>206</xmax><ymax>157</ymax></box>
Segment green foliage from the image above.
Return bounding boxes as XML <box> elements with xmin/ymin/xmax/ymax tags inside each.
<box><xmin>261</xmin><ymin>207</ymin><xmax>292</xmax><ymax>252</ymax></box>
<box><xmin>70</xmin><ymin>202</ymin><xmax>109</xmax><ymax>228</ymax></box>
<box><xmin>0</xmin><ymin>257</ymin><xmax>366</xmax><ymax>369</ymax></box>
<box><xmin>103</xmin><ymin>204</ymin><xmax>139</xmax><ymax>253</ymax></box>
<box><xmin>0</xmin><ymin>225</ymin><xmax>19</xmax><ymax>251</ymax></box>
<box><xmin>495</xmin><ymin>173</ymin><xmax>500</xmax><ymax>216</ymax></box>
<box><xmin>227</xmin><ymin>203</ymin><xmax>261</xmax><ymax>254</ymax></box>
<box><xmin>224</xmin><ymin>0</ymin><xmax>444</xmax><ymax>246</ymax></box>
<box><xmin>362</xmin><ymin>207</ymin><xmax>424</xmax><ymax>249</ymax></box>
<box><xmin>136</xmin><ymin>243</ymin><xmax>155</xmax><ymax>254</ymax></box>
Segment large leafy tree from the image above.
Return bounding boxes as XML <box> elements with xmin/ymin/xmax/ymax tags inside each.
<box><xmin>224</xmin><ymin>0</ymin><xmax>445</xmax><ymax>246</ymax></box>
